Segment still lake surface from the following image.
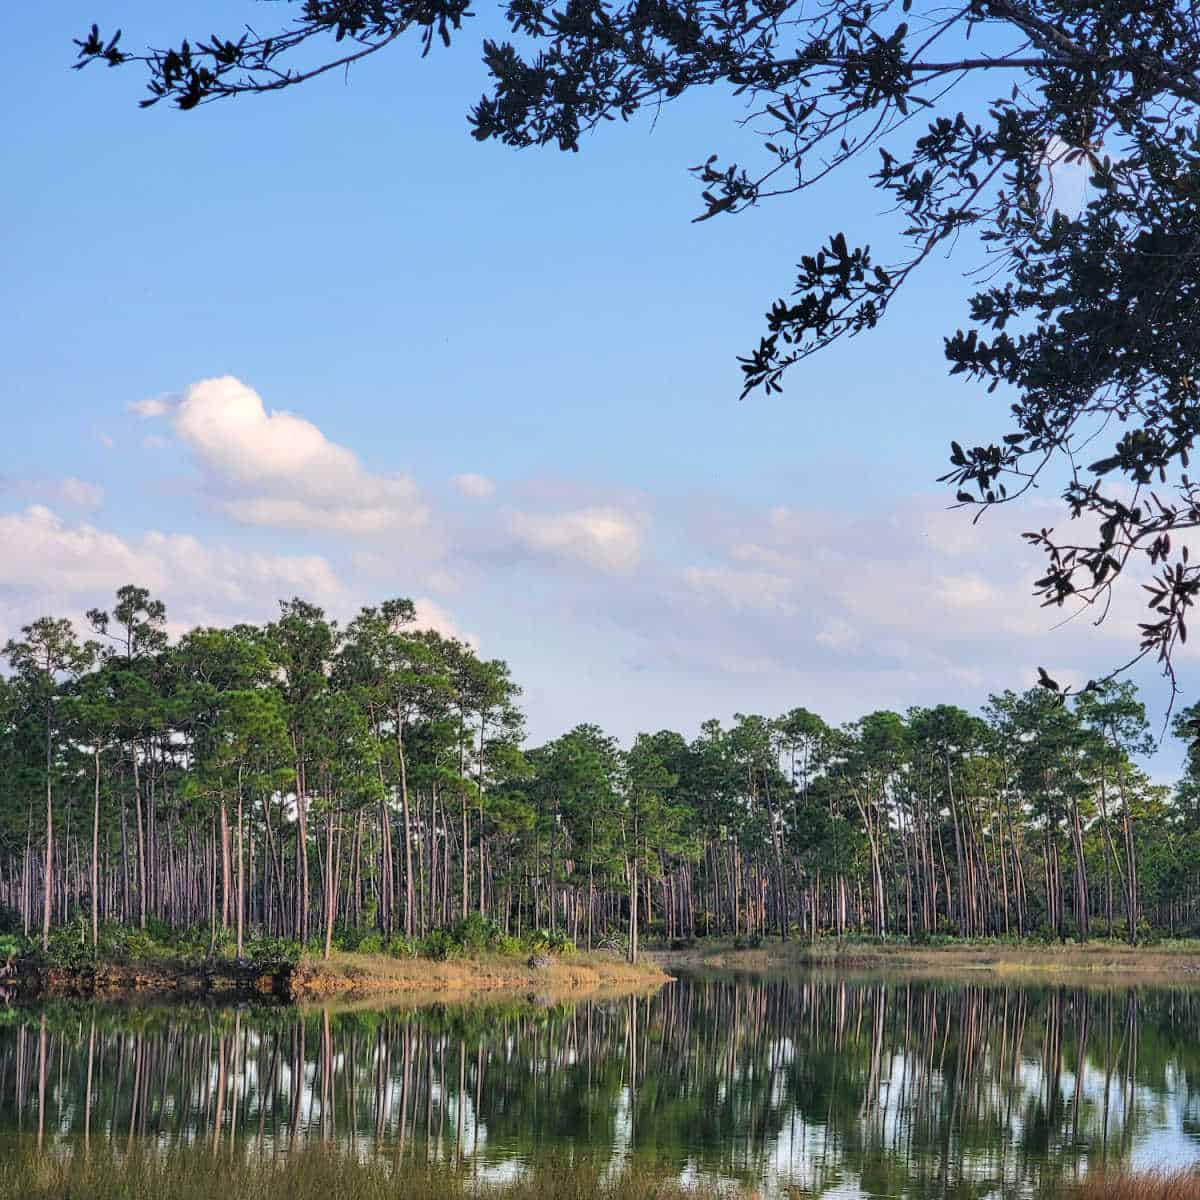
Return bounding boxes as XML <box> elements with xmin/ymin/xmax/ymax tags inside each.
<box><xmin>3</xmin><ymin>972</ymin><xmax>1200</xmax><ymax>1196</ymax></box>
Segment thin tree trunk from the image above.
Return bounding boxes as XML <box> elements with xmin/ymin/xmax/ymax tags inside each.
<box><xmin>90</xmin><ymin>742</ymin><xmax>102</xmax><ymax>950</ymax></box>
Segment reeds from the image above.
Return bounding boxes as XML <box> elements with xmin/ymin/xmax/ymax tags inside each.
<box><xmin>0</xmin><ymin>1145</ymin><xmax>752</xmax><ymax>1200</ymax></box>
<box><xmin>1072</xmin><ymin>1171</ymin><xmax>1200</xmax><ymax>1200</ymax></box>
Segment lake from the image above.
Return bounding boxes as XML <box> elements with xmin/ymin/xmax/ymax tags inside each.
<box><xmin>3</xmin><ymin>973</ymin><xmax>1200</xmax><ymax>1197</ymax></box>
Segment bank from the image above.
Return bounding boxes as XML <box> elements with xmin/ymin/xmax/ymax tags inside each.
<box><xmin>4</xmin><ymin>948</ymin><xmax>668</xmax><ymax>1003</ymax></box>
<box><xmin>288</xmin><ymin>949</ymin><xmax>668</xmax><ymax>1001</ymax></box>
<box><xmin>648</xmin><ymin>936</ymin><xmax>1200</xmax><ymax>980</ymax></box>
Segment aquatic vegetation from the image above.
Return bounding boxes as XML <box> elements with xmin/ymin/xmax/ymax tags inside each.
<box><xmin>0</xmin><ymin>1146</ymin><xmax>751</xmax><ymax>1200</ymax></box>
<box><xmin>1072</xmin><ymin>1173</ymin><xmax>1200</xmax><ymax>1200</ymax></box>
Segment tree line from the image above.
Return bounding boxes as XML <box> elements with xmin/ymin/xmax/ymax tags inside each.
<box><xmin>2</xmin><ymin>585</ymin><xmax>1200</xmax><ymax>963</ymax></box>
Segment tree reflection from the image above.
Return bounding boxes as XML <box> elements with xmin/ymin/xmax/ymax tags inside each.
<box><xmin>2</xmin><ymin>978</ymin><xmax>1199</xmax><ymax>1198</ymax></box>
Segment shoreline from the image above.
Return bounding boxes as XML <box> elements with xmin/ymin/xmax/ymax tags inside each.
<box><xmin>648</xmin><ymin>937</ymin><xmax>1200</xmax><ymax>982</ymax></box>
<box><xmin>288</xmin><ymin>949</ymin><xmax>668</xmax><ymax>1001</ymax></box>
<box><xmin>13</xmin><ymin>936</ymin><xmax>1200</xmax><ymax>1003</ymax></box>
<box><xmin>6</xmin><ymin>950</ymin><xmax>669</xmax><ymax>1005</ymax></box>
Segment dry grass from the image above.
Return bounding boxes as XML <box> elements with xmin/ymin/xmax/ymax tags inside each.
<box><xmin>1072</xmin><ymin>1171</ymin><xmax>1200</xmax><ymax>1200</ymax></box>
<box><xmin>288</xmin><ymin>950</ymin><xmax>670</xmax><ymax>1001</ymax></box>
<box><xmin>0</xmin><ymin>1145</ymin><xmax>748</xmax><ymax>1200</ymax></box>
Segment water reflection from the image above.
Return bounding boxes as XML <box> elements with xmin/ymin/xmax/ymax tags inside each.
<box><xmin>3</xmin><ymin>976</ymin><xmax>1200</xmax><ymax>1196</ymax></box>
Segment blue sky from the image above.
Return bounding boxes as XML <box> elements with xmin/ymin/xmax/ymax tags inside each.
<box><xmin>0</xmin><ymin>2</ymin><xmax>1189</xmax><ymax>773</ymax></box>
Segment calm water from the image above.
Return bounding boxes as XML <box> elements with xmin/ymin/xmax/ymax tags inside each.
<box><xmin>3</xmin><ymin>973</ymin><xmax>1200</xmax><ymax>1196</ymax></box>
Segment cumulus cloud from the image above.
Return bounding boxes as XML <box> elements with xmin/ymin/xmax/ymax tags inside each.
<box><xmin>0</xmin><ymin>505</ymin><xmax>349</xmax><ymax>641</ymax></box>
<box><xmin>411</xmin><ymin>597</ymin><xmax>478</xmax><ymax>647</ymax></box>
<box><xmin>172</xmin><ymin>376</ymin><xmax>429</xmax><ymax>536</ymax></box>
<box><xmin>0</xmin><ymin>503</ymin><xmax>486</xmax><ymax>702</ymax></box>
<box><xmin>453</xmin><ymin>473</ymin><xmax>496</xmax><ymax>500</ymax></box>
<box><xmin>509</xmin><ymin>505</ymin><xmax>642</xmax><ymax>573</ymax></box>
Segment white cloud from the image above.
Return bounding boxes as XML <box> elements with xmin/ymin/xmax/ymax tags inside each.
<box><xmin>97</xmin><ymin>433</ymin><xmax>115</xmax><ymax>450</ymax></box>
<box><xmin>411</xmin><ymin>597</ymin><xmax>477</xmax><ymax>648</ymax></box>
<box><xmin>582</xmin><ymin>490</ymin><xmax>1166</xmax><ymax>724</ymax></box>
<box><xmin>0</xmin><ymin>506</ymin><xmax>348</xmax><ymax>634</ymax></box>
<box><xmin>509</xmin><ymin>505</ymin><xmax>642</xmax><ymax>573</ymax></box>
<box><xmin>128</xmin><ymin>396</ymin><xmax>172</xmax><ymax>419</ymax></box>
<box><xmin>453</xmin><ymin>473</ymin><xmax>496</xmax><ymax>500</ymax></box>
<box><xmin>173</xmin><ymin>376</ymin><xmax>429</xmax><ymax>537</ymax></box>
<box><xmin>142</xmin><ymin>434</ymin><xmax>169</xmax><ymax>451</ymax></box>
<box><xmin>0</xmin><ymin>506</ymin><xmax>483</xmax><ymax>678</ymax></box>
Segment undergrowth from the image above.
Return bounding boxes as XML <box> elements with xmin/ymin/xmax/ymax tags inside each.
<box><xmin>5</xmin><ymin>912</ymin><xmax>584</xmax><ymax>971</ymax></box>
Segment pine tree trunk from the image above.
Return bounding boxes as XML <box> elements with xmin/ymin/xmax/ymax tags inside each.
<box><xmin>42</xmin><ymin>707</ymin><xmax>52</xmax><ymax>953</ymax></box>
<box><xmin>91</xmin><ymin>742</ymin><xmax>101</xmax><ymax>950</ymax></box>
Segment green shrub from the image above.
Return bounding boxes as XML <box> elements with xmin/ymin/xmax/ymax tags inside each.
<box><xmin>496</xmin><ymin>935</ymin><xmax>524</xmax><ymax>957</ymax></box>
<box><xmin>451</xmin><ymin>913</ymin><xmax>503</xmax><ymax>953</ymax></box>
<box><xmin>356</xmin><ymin>933</ymin><xmax>384</xmax><ymax>955</ymax></box>
<box><xmin>420</xmin><ymin>929</ymin><xmax>461</xmax><ymax>961</ymax></box>
<box><xmin>43</xmin><ymin>923</ymin><xmax>93</xmax><ymax>969</ymax></box>
<box><xmin>244</xmin><ymin>934</ymin><xmax>301</xmax><ymax>965</ymax></box>
<box><xmin>330</xmin><ymin>924</ymin><xmax>365</xmax><ymax>952</ymax></box>
<box><xmin>144</xmin><ymin>915</ymin><xmax>175</xmax><ymax>944</ymax></box>
<box><xmin>522</xmin><ymin>928</ymin><xmax>575</xmax><ymax>957</ymax></box>
<box><xmin>166</xmin><ymin>926</ymin><xmax>199</xmax><ymax>958</ymax></box>
<box><xmin>386</xmin><ymin>935</ymin><xmax>418</xmax><ymax>959</ymax></box>
<box><xmin>548</xmin><ymin>930</ymin><xmax>576</xmax><ymax>956</ymax></box>
<box><xmin>132</xmin><ymin>931</ymin><xmax>160</xmax><ymax>959</ymax></box>
<box><xmin>0</xmin><ymin>933</ymin><xmax>27</xmax><ymax>962</ymax></box>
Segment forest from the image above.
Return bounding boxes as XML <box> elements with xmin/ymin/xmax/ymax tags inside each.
<box><xmin>3</xmin><ymin>584</ymin><xmax>1200</xmax><ymax>966</ymax></box>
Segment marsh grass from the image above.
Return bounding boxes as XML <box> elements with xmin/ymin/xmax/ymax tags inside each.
<box><xmin>4</xmin><ymin>1145</ymin><xmax>1199</xmax><ymax>1200</ymax></box>
<box><xmin>0</xmin><ymin>1145</ymin><xmax>750</xmax><ymax>1200</ymax></box>
<box><xmin>1072</xmin><ymin>1171</ymin><xmax>1200</xmax><ymax>1200</ymax></box>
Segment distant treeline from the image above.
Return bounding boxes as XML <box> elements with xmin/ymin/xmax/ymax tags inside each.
<box><xmin>2</xmin><ymin>586</ymin><xmax>1200</xmax><ymax>961</ymax></box>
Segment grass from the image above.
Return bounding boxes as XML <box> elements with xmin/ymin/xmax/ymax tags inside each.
<box><xmin>1072</xmin><ymin>1171</ymin><xmax>1200</xmax><ymax>1200</ymax></box>
<box><xmin>0</xmin><ymin>1145</ymin><xmax>747</xmax><ymax>1200</ymax></box>
<box><xmin>289</xmin><ymin>948</ymin><xmax>668</xmax><ymax>1001</ymax></box>
<box><xmin>4</xmin><ymin>1145</ymin><xmax>1197</xmax><ymax>1200</ymax></box>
